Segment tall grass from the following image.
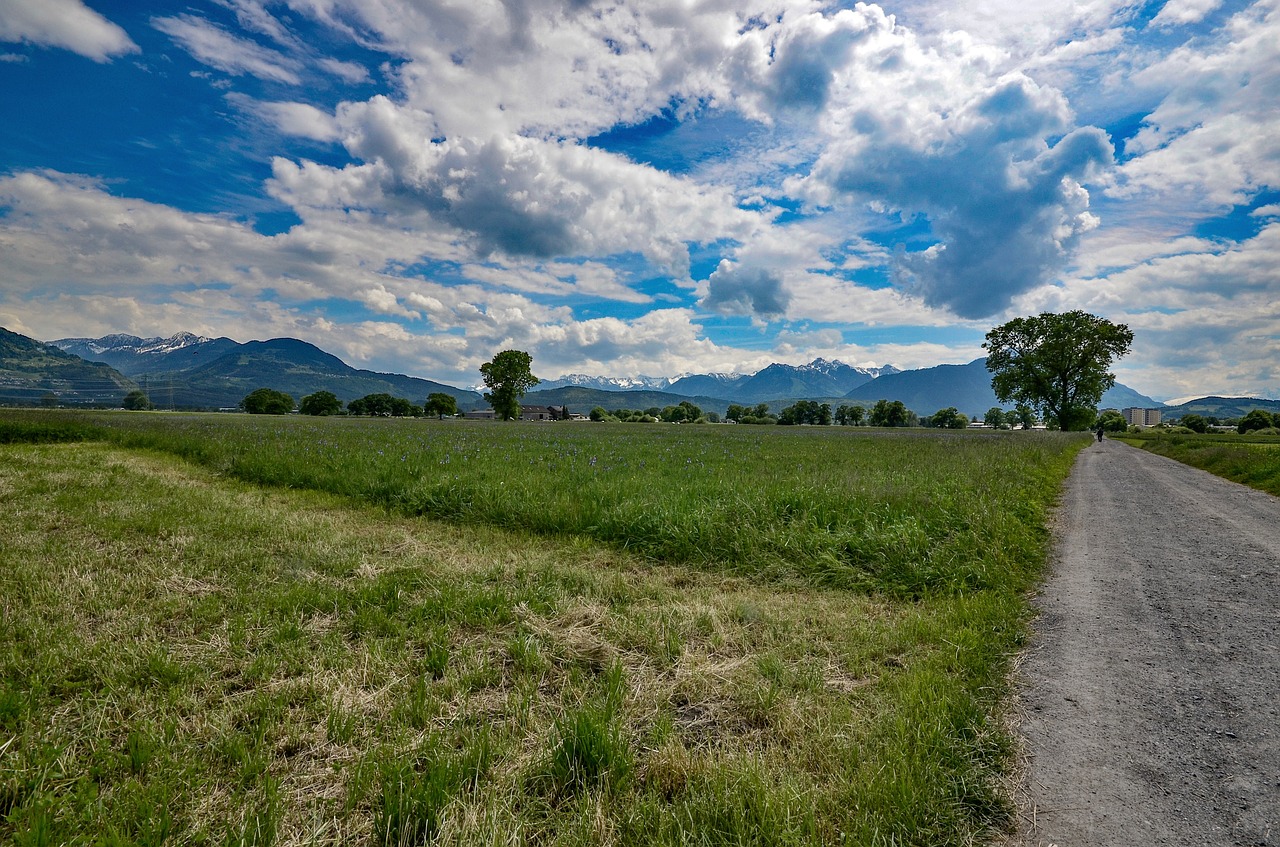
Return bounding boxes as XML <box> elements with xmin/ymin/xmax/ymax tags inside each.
<box><xmin>0</xmin><ymin>411</ymin><xmax>1091</xmax><ymax>845</ymax></box>
<box><xmin>30</xmin><ymin>411</ymin><xmax>1082</xmax><ymax>599</ymax></box>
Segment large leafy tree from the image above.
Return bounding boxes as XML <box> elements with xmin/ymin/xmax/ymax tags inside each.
<box><xmin>480</xmin><ymin>350</ymin><xmax>539</xmax><ymax>421</ymax></box>
<box><xmin>241</xmin><ymin>388</ymin><xmax>294</xmax><ymax>415</ymax></box>
<box><xmin>984</xmin><ymin>311</ymin><xmax>1133</xmax><ymax>432</ymax></box>
<box><xmin>869</xmin><ymin>399</ymin><xmax>914</xmax><ymax>427</ymax></box>
<box><xmin>424</xmin><ymin>392</ymin><xmax>459</xmax><ymax>420</ymax></box>
<box><xmin>122</xmin><ymin>389</ymin><xmax>152</xmax><ymax>411</ymax></box>
<box><xmin>299</xmin><ymin>390</ymin><xmax>342</xmax><ymax>416</ymax></box>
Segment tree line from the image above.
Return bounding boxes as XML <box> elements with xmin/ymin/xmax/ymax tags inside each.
<box><xmin>124</xmin><ymin>313</ymin><xmax>1276</xmax><ymax>434</ymax></box>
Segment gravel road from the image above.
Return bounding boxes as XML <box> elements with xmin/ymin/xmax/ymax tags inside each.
<box><xmin>1016</xmin><ymin>438</ymin><xmax>1280</xmax><ymax>846</ymax></box>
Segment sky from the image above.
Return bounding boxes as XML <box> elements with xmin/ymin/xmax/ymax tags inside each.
<box><xmin>1</xmin><ymin>0</ymin><xmax>1277</xmax><ymax>401</ymax></box>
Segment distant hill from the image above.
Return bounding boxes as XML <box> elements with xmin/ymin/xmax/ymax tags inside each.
<box><xmin>45</xmin><ymin>332</ymin><xmax>482</xmax><ymax>410</ymax></box>
<box><xmin>1163</xmin><ymin>396</ymin><xmax>1280</xmax><ymax>420</ymax></box>
<box><xmin>0</xmin><ymin>327</ymin><xmax>137</xmax><ymax>405</ymax></box>
<box><xmin>52</xmin><ymin>332</ymin><xmax>241</xmax><ymax>377</ymax></box>
<box><xmin>156</xmin><ymin>338</ymin><xmax>482</xmax><ymax>409</ymax></box>
<box><xmin>842</xmin><ymin>358</ymin><xmax>1161</xmax><ymax>417</ymax></box>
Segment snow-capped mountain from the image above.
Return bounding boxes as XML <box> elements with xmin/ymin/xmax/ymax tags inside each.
<box><xmin>535</xmin><ymin>373</ymin><xmax>677</xmax><ymax>392</ymax></box>
<box><xmin>51</xmin><ymin>332</ymin><xmax>241</xmax><ymax>376</ymax></box>
<box><xmin>536</xmin><ymin>359</ymin><xmax>902</xmax><ymax>403</ymax></box>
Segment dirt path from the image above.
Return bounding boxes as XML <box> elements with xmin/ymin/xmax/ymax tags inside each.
<box><xmin>1016</xmin><ymin>438</ymin><xmax>1280</xmax><ymax>846</ymax></box>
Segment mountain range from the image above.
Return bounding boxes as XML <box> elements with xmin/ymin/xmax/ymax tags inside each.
<box><xmin>47</xmin><ymin>332</ymin><xmax>478</xmax><ymax>409</ymax></box>
<box><xmin>0</xmin><ymin>327</ymin><xmax>1266</xmax><ymax>419</ymax></box>
<box><xmin>537</xmin><ymin>359</ymin><xmax>900</xmax><ymax>404</ymax></box>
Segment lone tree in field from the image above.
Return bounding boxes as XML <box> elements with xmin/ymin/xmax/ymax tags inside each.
<box><xmin>984</xmin><ymin>311</ymin><xmax>1133</xmax><ymax>432</ymax></box>
<box><xmin>480</xmin><ymin>350</ymin><xmax>539</xmax><ymax>421</ymax></box>
<box><xmin>424</xmin><ymin>392</ymin><xmax>458</xmax><ymax>420</ymax></box>
<box><xmin>122</xmin><ymin>389</ymin><xmax>152</xmax><ymax>411</ymax></box>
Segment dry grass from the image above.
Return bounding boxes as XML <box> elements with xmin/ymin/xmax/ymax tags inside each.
<box><xmin>0</xmin><ymin>432</ymin><xmax>1072</xmax><ymax>845</ymax></box>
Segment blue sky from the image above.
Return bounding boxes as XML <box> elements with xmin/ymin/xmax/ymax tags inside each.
<box><xmin>1</xmin><ymin>0</ymin><xmax>1277</xmax><ymax>401</ymax></box>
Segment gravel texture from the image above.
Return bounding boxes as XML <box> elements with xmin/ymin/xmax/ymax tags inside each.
<box><xmin>1015</xmin><ymin>438</ymin><xmax>1280</xmax><ymax>846</ymax></box>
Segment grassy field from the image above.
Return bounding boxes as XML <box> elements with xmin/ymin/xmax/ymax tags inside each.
<box><xmin>1117</xmin><ymin>430</ymin><xmax>1280</xmax><ymax>496</ymax></box>
<box><xmin>0</xmin><ymin>412</ymin><xmax>1089</xmax><ymax>845</ymax></box>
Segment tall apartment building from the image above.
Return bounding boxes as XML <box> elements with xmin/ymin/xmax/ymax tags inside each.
<box><xmin>1123</xmin><ymin>407</ymin><xmax>1162</xmax><ymax>427</ymax></box>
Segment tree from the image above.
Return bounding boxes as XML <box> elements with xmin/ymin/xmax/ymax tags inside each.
<box><xmin>480</xmin><ymin>350</ymin><xmax>539</xmax><ymax>421</ymax></box>
<box><xmin>122</xmin><ymin>389</ymin><xmax>153</xmax><ymax>411</ymax></box>
<box><xmin>1179</xmin><ymin>413</ymin><xmax>1208</xmax><ymax>434</ymax></box>
<box><xmin>1013</xmin><ymin>403</ymin><xmax>1036</xmax><ymax>430</ymax></box>
<box><xmin>660</xmin><ymin>400</ymin><xmax>703</xmax><ymax>423</ymax></box>
<box><xmin>869</xmin><ymin>399</ymin><xmax>913</xmax><ymax>427</ymax></box>
<box><xmin>348</xmin><ymin>393</ymin><xmax>395</xmax><ymax>416</ymax></box>
<box><xmin>1097</xmin><ymin>409</ymin><xmax>1127</xmax><ymax>433</ymax></box>
<box><xmin>835</xmin><ymin>404</ymin><xmax>866</xmax><ymax>426</ymax></box>
<box><xmin>424</xmin><ymin>392</ymin><xmax>458</xmax><ymax>420</ymax></box>
<box><xmin>300</xmin><ymin>390</ymin><xmax>342</xmax><ymax>416</ymax></box>
<box><xmin>929</xmin><ymin>407</ymin><xmax>968</xmax><ymax>429</ymax></box>
<box><xmin>1237</xmin><ymin>409</ymin><xmax>1275</xmax><ymax>434</ymax></box>
<box><xmin>983</xmin><ymin>407</ymin><xmax>1006</xmax><ymax>429</ymax></box>
<box><xmin>240</xmin><ymin>388</ymin><xmax>294</xmax><ymax>415</ymax></box>
<box><xmin>984</xmin><ymin>311</ymin><xmax>1133</xmax><ymax>432</ymax></box>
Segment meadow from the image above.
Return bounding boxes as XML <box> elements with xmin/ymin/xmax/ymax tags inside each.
<box><xmin>0</xmin><ymin>411</ymin><xmax>1089</xmax><ymax>845</ymax></box>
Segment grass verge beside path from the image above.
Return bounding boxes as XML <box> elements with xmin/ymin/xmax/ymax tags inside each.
<box><xmin>1117</xmin><ymin>432</ymin><xmax>1280</xmax><ymax>496</ymax></box>
<box><xmin>0</xmin><ymin>416</ymin><xmax>1090</xmax><ymax>844</ymax></box>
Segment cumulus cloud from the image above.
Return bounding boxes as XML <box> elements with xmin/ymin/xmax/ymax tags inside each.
<box><xmin>1117</xmin><ymin>1</ymin><xmax>1280</xmax><ymax>208</ymax></box>
<box><xmin>802</xmin><ymin>69</ymin><xmax>1113</xmax><ymax>318</ymax></box>
<box><xmin>268</xmin><ymin>99</ymin><xmax>759</xmax><ymax>277</ymax></box>
<box><xmin>153</xmin><ymin>14</ymin><xmax>302</xmax><ymax>84</ymax></box>
<box><xmin>701</xmin><ymin>260</ymin><xmax>789</xmax><ymax>318</ymax></box>
<box><xmin>0</xmin><ymin>0</ymin><xmax>137</xmax><ymax>61</ymax></box>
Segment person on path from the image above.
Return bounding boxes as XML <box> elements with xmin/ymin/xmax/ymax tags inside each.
<box><xmin>1095</xmin><ymin>424</ymin><xmax>1105</xmax><ymax>442</ymax></box>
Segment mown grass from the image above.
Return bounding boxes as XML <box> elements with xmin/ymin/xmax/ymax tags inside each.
<box><xmin>0</xmin><ymin>412</ymin><xmax>1089</xmax><ymax>844</ymax></box>
<box><xmin>1118</xmin><ymin>431</ymin><xmax>1280</xmax><ymax>496</ymax></box>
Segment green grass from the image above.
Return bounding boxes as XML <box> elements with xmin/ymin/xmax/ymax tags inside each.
<box><xmin>1117</xmin><ymin>430</ymin><xmax>1280</xmax><ymax>496</ymax></box>
<box><xmin>0</xmin><ymin>412</ymin><xmax>1090</xmax><ymax>844</ymax></box>
<box><xmin>11</xmin><ymin>410</ymin><xmax>1077</xmax><ymax>599</ymax></box>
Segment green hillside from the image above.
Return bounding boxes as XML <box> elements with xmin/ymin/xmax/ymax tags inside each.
<box><xmin>0</xmin><ymin>327</ymin><xmax>137</xmax><ymax>406</ymax></box>
<box><xmin>167</xmin><ymin>338</ymin><xmax>481</xmax><ymax>409</ymax></box>
<box><xmin>1163</xmin><ymin>396</ymin><xmax>1280</xmax><ymax>420</ymax></box>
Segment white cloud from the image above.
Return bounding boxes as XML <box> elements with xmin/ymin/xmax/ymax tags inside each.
<box><xmin>318</xmin><ymin>56</ymin><xmax>369</xmax><ymax>83</ymax></box>
<box><xmin>1151</xmin><ymin>0</ymin><xmax>1224</xmax><ymax>27</ymax></box>
<box><xmin>1117</xmin><ymin>1</ymin><xmax>1280</xmax><ymax>208</ymax></box>
<box><xmin>800</xmin><ymin>62</ymin><xmax>1113</xmax><ymax>317</ymax></box>
<box><xmin>230</xmin><ymin>95</ymin><xmax>341</xmax><ymax>142</ymax></box>
<box><xmin>0</xmin><ymin>0</ymin><xmax>137</xmax><ymax>61</ymax></box>
<box><xmin>1023</xmin><ymin>222</ymin><xmax>1280</xmax><ymax>400</ymax></box>
<box><xmin>152</xmin><ymin>14</ymin><xmax>302</xmax><ymax>84</ymax></box>
<box><xmin>271</xmin><ymin>104</ymin><xmax>760</xmax><ymax>277</ymax></box>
